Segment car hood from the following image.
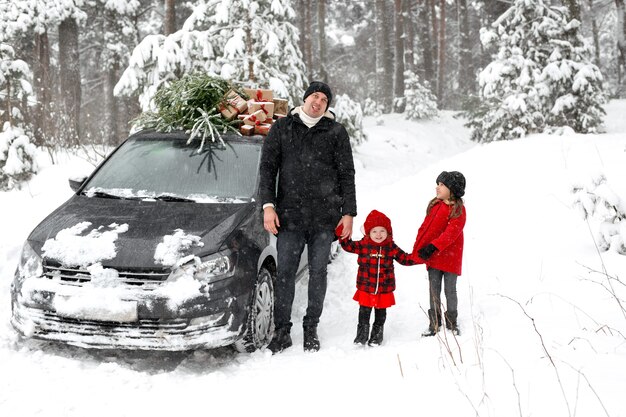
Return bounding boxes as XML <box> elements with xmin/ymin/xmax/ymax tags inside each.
<box><xmin>28</xmin><ymin>195</ymin><xmax>255</xmax><ymax>269</ymax></box>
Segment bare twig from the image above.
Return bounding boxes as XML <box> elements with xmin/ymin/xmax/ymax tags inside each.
<box><xmin>497</xmin><ymin>294</ymin><xmax>572</xmax><ymax>417</ymax></box>
<box><xmin>488</xmin><ymin>349</ymin><xmax>524</xmax><ymax>417</ymax></box>
<box><xmin>561</xmin><ymin>361</ymin><xmax>611</xmax><ymax>417</ymax></box>
<box><xmin>397</xmin><ymin>353</ymin><xmax>404</xmax><ymax>378</ymax></box>
<box><xmin>584</xmin><ymin>219</ymin><xmax>626</xmax><ymax>321</ymax></box>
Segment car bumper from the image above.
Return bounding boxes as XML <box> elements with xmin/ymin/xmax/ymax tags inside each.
<box><xmin>11</xmin><ymin>273</ymin><xmax>251</xmax><ymax>351</ymax></box>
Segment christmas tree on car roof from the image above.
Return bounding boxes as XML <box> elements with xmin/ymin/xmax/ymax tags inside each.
<box><xmin>131</xmin><ymin>73</ymin><xmax>290</xmax><ymax>148</ymax></box>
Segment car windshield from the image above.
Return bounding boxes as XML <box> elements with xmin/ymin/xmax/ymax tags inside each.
<box><xmin>83</xmin><ymin>137</ymin><xmax>261</xmax><ymax>202</ymax></box>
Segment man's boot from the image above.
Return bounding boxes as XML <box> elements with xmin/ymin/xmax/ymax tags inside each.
<box><xmin>421</xmin><ymin>308</ymin><xmax>441</xmax><ymax>337</ymax></box>
<box><xmin>445</xmin><ymin>310</ymin><xmax>460</xmax><ymax>335</ymax></box>
<box><xmin>353</xmin><ymin>323</ymin><xmax>370</xmax><ymax>345</ymax></box>
<box><xmin>267</xmin><ymin>326</ymin><xmax>292</xmax><ymax>354</ymax></box>
<box><xmin>303</xmin><ymin>325</ymin><xmax>320</xmax><ymax>352</ymax></box>
<box><xmin>368</xmin><ymin>324</ymin><xmax>384</xmax><ymax>346</ymax></box>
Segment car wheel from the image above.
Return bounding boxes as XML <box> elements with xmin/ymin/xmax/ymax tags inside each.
<box><xmin>233</xmin><ymin>267</ymin><xmax>274</xmax><ymax>353</ymax></box>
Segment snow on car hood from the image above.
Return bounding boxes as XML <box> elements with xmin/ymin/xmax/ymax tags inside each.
<box><xmin>28</xmin><ymin>194</ymin><xmax>254</xmax><ymax>269</ymax></box>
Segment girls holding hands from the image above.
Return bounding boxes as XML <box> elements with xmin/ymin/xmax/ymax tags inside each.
<box><xmin>336</xmin><ymin>170</ymin><xmax>467</xmax><ymax>345</ymax></box>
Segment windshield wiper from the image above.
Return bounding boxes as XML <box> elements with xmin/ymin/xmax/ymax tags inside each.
<box><xmin>154</xmin><ymin>195</ymin><xmax>196</xmax><ymax>203</ymax></box>
<box><xmin>84</xmin><ymin>191</ymin><xmax>123</xmax><ymax>200</ymax></box>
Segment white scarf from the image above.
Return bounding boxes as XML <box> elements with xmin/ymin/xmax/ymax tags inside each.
<box><xmin>295</xmin><ymin>106</ymin><xmax>324</xmax><ymax>128</ymax></box>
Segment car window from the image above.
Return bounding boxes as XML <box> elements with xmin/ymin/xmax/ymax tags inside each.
<box><xmin>84</xmin><ymin>138</ymin><xmax>261</xmax><ymax>201</ymax></box>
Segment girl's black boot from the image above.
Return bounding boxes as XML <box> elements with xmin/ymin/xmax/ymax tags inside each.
<box><xmin>368</xmin><ymin>324</ymin><xmax>384</xmax><ymax>346</ymax></box>
<box><xmin>354</xmin><ymin>324</ymin><xmax>370</xmax><ymax>345</ymax></box>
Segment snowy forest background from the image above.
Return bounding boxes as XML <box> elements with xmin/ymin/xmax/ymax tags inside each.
<box><xmin>1</xmin><ymin>0</ymin><xmax>626</xmax><ymax>189</ymax></box>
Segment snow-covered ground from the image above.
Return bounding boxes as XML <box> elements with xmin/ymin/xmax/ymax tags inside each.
<box><xmin>1</xmin><ymin>103</ymin><xmax>625</xmax><ymax>417</ymax></box>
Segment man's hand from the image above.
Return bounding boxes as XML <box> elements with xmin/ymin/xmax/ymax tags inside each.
<box><xmin>336</xmin><ymin>215</ymin><xmax>353</xmax><ymax>240</ymax></box>
<box><xmin>263</xmin><ymin>206</ymin><xmax>280</xmax><ymax>235</ymax></box>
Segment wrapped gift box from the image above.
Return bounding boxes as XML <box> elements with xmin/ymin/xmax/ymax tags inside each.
<box><xmin>243</xmin><ymin>109</ymin><xmax>268</xmax><ymax>126</ymax></box>
<box><xmin>244</xmin><ymin>88</ymin><xmax>274</xmax><ymax>102</ymax></box>
<box><xmin>248</xmin><ymin>101</ymin><xmax>275</xmax><ymax>119</ymax></box>
<box><xmin>240</xmin><ymin>125</ymin><xmax>255</xmax><ymax>136</ymax></box>
<box><xmin>254</xmin><ymin>123</ymin><xmax>272</xmax><ymax>135</ymax></box>
<box><xmin>218</xmin><ymin>89</ymin><xmax>248</xmax><ymax>120</ymax></box>
<box><xmin>225</xmin><ymin>89</ymin><xmax>248</xmax><ymax>112</ymax></box>
<box><xmin>218</xmin><ymin>103</ymin><xmax>238</xmax><ymax>121</ymax></box>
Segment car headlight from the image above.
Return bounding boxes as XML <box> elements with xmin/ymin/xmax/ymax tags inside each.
<box><xmin>194</xmin><ymin>252</ymin><xmax>235</xmax><ymax>283</ymax></box>
<box><xmin>17</xmin><ymin>241</ymin><xmax>43</xmax><ymax>280</ymax></box>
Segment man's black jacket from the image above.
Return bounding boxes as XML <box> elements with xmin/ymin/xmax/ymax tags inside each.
<box><xmin>259</xmin><ymin>109</ymin><xmax>357</xmax><ymax>232</ymax></box>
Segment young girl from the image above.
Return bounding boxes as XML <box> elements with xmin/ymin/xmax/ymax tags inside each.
<box><xmin>336</xmin><ymin>210</ymin><xmax>416</xmax><ymax>346</ymax></box>
<box><xmin>413</xmin><ymin>171</ymin><xmax>466</xmax><ymax>337</ymax></box>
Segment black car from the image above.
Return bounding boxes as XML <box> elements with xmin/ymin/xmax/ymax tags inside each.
<box><xmin>11</xmin><ymin>130</ymin><xmax>308</xmax><ymax>352</ymax></box>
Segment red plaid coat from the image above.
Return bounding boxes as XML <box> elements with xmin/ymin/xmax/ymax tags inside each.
<box><xmin>340</xmin><ymin>237</ymin><xmax>416</xmax><ymax>294</ymax></box>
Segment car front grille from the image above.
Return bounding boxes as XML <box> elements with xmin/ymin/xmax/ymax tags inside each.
<box><xmin>43</xmin><ymin>262</ymin><xmax>170</xmax><ymax>290</ymax></box>
<box><xmin>27</xmin><ymin>307</ymin><xmax>189</xmax><ymax>332</ymax></box>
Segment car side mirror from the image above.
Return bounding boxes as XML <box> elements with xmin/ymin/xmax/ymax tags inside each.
<box><xmin>68</xmin><ymin>175</ymin><xmax>88</xmax><ymax>192</ymax></box>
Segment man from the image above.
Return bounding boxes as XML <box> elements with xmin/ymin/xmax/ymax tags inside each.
<box><xmin>259</xmin><ymin>81</ymin><xmax>357</xmax><ymax>353</ymax></box>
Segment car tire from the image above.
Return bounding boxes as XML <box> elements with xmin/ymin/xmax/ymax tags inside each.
<box><xmin>233</xmin><ymin>266</ymin><xmax>275</xmax><ymax>353</ymax></box>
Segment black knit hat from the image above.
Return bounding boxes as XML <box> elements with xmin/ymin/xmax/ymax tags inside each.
<box><xmin>303</xmin><ymin>81</ymin><xmax>333</xmax><ymax>110</ymax></box>
<box><xmin>436</xmin><ymin>171</ymin><xmax>466</xmax><ymax>198</ymax></box>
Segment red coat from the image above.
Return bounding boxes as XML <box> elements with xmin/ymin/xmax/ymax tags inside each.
<box><xmin>412</xmin><ymin>200</ymin><xmax>466</xmax><ymax>275</ymax></box>
<box><xmin>340</xmin><ymin>237</ymin><xmax>415</xmax><ymax>294</ymax></box>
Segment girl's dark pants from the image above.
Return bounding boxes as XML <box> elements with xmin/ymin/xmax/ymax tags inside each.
<box><xmin>427</xmin><ymin>268</ymin><xmax>458</xmax><ymax>328</ymax></box>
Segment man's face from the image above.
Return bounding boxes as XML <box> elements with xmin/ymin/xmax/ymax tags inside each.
<box><xmin>302</xmin><ymin>92</ymin><xmax>328</xmax><ymax>118</ymax></box>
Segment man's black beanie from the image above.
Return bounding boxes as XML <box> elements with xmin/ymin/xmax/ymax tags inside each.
<box><xmin>303</xmin><ymin>81</ymin><xmax>333</xmax><ymax>110</ymax></box>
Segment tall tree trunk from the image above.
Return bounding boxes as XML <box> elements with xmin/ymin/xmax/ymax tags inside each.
<box><xmin>457</xmin><ymin>0</ymin><xmax>473</xmax><ymax>98</ymax></box>
<box><xmin>587</xmin><ymin>0</ymin><xmax>601</xmax><ymax>65</ymax></box>
<box><xmin>245</xmin><ymin>13</ymin><xmax>255</xmax><ymax>83</ymax></box>
<box><xmin>318</xmin><ymin>0</ymin><xmax>328</xmax><ymax>83</ymax></box>
<box><xmin>437</xmin><ymin>0</ymin><xmax>446</xmax><ymax>106</ymax></box>
<box><xmin>394</xmin><ymin>0</ymin><xmax>406</xmax><ymax>112</ymax></box>
<box><xmin>417</xmin><ymin>0</ymin><xmax>434</xmax><ymax>85</ymax></box>
<box><xmin>106</xmin><ymin>58</ymin><xmax>120</xmax><ymax>145</ymax></box>
<box><xmin>563</xmin><ymin>0</ymin><xmax>582</xmax><ymax>21</ymax></box>
<box><xmin>375</xmin><ymin>0</ymin><xmax>393</xmax><ymax>111</ymax></box>
<box><xmin>33</xmin><ymin>31</ymin><xmax>51</xmax><ymax>146</ymax></box>
<box><xmin>164</xmin><ymin>0</ymin><xmax>176</xmax><ymax>35</ymax></box>
<box><xmin>58</xmin><ymin>17</ymin><xmax>81</xmax><ymax>146</ymax></box>
<box><xmin>617</xmin><ymin>0</ymin><xmax>626</xmax><ymax>91</ymax></box>
<box><xmin>404</xmin><ymin>0</ymin><xmax>416</xmax><ymax>73</ymax></box>
<box><xmin>429</xmin><ymin>0</ymin><xmax>438</xmax><ymax>69</ymax></box>
<box><xmin>297</xmin><ymin>0</ymin><xmax>313</xmax><ymax>80</ymax></box>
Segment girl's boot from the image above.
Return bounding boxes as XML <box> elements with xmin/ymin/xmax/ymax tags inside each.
<box><xmin>421</xmin><ymin>308</ymin><xmax>441</xmax><ymax>337</ymax></box>
<box><xmin>368</xmin><ymin>324</ymin><xmax>384</xmax><ymax>346</ymax></box>
<box><xmin>355</xmin><ymin>305</ymin><xmax>372</xmax><ymax>345</ymax></box>
<box><xmin>368</xmin><ymin>308</ymin><xmax>386</xmax><ymax>346</ymax></box>
<box><xmin>445</xmin><ymin>310</ymin><xmax>460</xmax><ymax>335</ymax></box>
<box><xmin>353</xmin><ymin>323</ymin><xmax>369</xmax><ymax>345</ymax></box>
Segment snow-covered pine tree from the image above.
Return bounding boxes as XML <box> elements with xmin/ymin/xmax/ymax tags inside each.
<box><xmin>0</xmin><ymin>38</ymin><xmax>38</xmax><ymax>189</ymax></box>
<box><xmin>403</xmin><ymin>70</ymin><xmax>438</xmax><ymax>121</ymax></box>
<box><xmin>540</xmin><ymin>18</ymin><xmax>605</xmax><ymax>133</ymax></box>
<box><xmin>0</xmin><ymin>43</ymin><xmax>33</xmax><ymax>127</ymax></box>
<box><xmin>0</xmin><ymin>122</ymin><xmax>38</xmax><ymax>191</ymax></box>
<box><xmin>572</xmin><ymin>174</ymin><xmax>626</xmax><ymax>255</ymax></box>
<box><xmin>333</xmin><ymin>94</ymin><xmax>366</xmax><ymax>147</ymax></box>
<box><xmin>467</xmin><ymin>0</ymin><xmax>606</xmax><ymax>142</ymax></box>
<box><xmin>363</xmin><ymin>98</ymin><xmax>381</xmax><ymax>117</ymax></box>
<box><xmin>115</xmin><ymin>0</ymin><xmax>308</xmax><ymax>111</ymax></box>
